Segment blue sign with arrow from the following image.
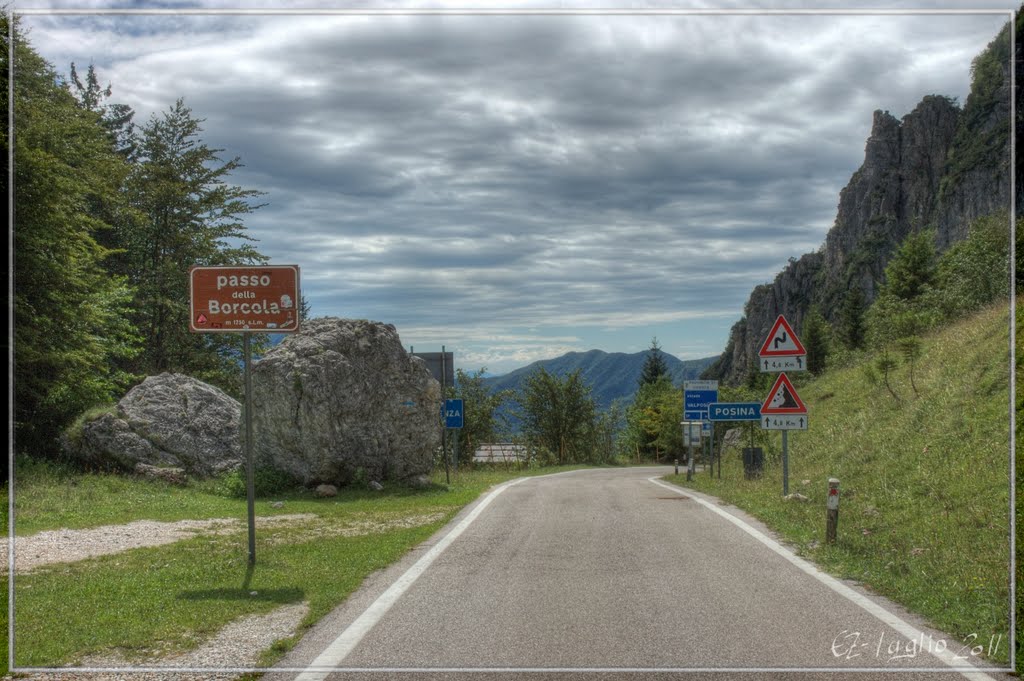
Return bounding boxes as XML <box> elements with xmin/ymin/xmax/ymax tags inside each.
<box><xmin>443</xmin><ymin>398</ymin><xmax>464</xmax><ymax>429</ymax></box>
<box><xmin>709</xmin><ymin>402</ymin><xmax>762</xmax><ymax>421</ymax></box>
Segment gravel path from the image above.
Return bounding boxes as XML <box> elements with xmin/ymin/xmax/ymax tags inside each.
<box><xmin>2</xmin><ymin>514</ymin><xmax>316</xmax><ymax>573</ymax></box>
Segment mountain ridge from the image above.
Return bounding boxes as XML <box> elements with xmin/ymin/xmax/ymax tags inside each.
<box><xmin>482</xmin><ymin>348</ymin><xmax>717</xmax><ymax>412</ymax></box>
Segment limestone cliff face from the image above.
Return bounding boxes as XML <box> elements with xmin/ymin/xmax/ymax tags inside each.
<box><xmin>705</xmin><ymin>19</ymin><xmax>1017</xmax><ymax>386</ymax></box>
<box><xmin>816</xmin><ymin>97</ymin><xmax>961</xmax><ymax>315</ymax></box>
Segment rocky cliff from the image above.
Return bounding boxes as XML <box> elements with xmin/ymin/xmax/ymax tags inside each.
<box><xmin>704</xmin><ymin>18</ymin><xmax>1018</xmax><ymax>386</ymax></box>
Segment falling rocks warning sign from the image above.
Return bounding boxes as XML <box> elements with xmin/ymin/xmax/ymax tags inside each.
<box><xmin>760</xmin><ymin>372</ymin><xmax>807</xmax><ymax>414</ymax></box>
<box><xmin>190</xmin><ymin>265</ymin><xmax>300</xmax><ymax>333</ymax></box>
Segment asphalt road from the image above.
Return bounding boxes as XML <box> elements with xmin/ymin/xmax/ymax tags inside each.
<box><xmin>267</xmin><ymin>467</ymin><xmax>1012</xmax><ymax>681</ymax></box>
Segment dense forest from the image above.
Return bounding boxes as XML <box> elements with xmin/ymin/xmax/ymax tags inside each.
<box><xmin>6</xmin><ymin>16</ymin><xmax>271</xmax><ymax>465</ymax></box>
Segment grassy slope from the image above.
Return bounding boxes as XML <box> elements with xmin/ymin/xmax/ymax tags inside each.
<box><xmin>0</xmin><ymin>465</ymin><xmax>588</xmax><ymax>673</ymax></box>
<box><xmin>669</xmin><ymin>302</ymin><xmax>1014</xmax><ymax>665</ymax></box>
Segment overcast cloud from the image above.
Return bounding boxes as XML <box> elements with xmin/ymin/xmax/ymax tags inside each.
<box><xmin>15</xmin><ymin>2</ymin><xmax>1015</xmax><ymax>374</ymax></box>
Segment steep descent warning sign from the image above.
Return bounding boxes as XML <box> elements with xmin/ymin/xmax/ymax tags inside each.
<box><xmin>761</xmin><ymin>373</ymin><xmax>807</xmax><ymax>414</ymax></box>
<box><xmin>758</xmin><ymin>315</ymin><xmax>806</xmax><ymax>356</ymax></box>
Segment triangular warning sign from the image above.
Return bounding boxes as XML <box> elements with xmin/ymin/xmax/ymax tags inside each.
<box><xmin>758</xmin><ymin>315</ymin><xmax>806</xmax><ymax>357</ymax></box>
<box><xmin>761</xmin><ymin>373</ymin><xmax>807</xmax><ymax>414</ymax></box>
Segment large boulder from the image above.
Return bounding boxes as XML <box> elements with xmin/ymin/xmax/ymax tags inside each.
<box><xmin>68</xmin><ymin>373</ymin><xmax>242</xmax><ymax>477</ymax></box>
<box><xmin>250</xmin><ymin>318</ymin><xmax>440</xmax><ymax>486</ymax></box>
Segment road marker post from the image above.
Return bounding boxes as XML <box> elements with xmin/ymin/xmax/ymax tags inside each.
<box><xmin>826</xmin><ymin>478</ymin><xmax>840</xmax><ymax>544</ymax></box>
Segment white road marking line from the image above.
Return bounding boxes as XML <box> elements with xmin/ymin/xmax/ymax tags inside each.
<box><xmin>648</xmin><ymin>477</ymin><xmax>1000</xmax><ymax>681</ymax></box>
<box><xmin>293</xmin><ymin>477</ymin><xmax>527</xmax><ymax>681</ymax></box>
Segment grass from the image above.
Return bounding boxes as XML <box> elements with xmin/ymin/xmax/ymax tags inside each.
<box><xmin>667</xmin><ymin>301</ymin><xmax>1014</xmax><ymax>666</ymax></box>
<box><xmin>2</xmin><ymin>463</ymin><xmax>589</xmax><ymax>673</ymax></box>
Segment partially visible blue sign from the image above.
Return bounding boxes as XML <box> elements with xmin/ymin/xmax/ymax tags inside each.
<box><xmin>709</xmin><ymin>402</ymin><xmax>762</xmax><ymax>422</ymax></box>
<box><xmin>684</xmin><ymin>388</ymin><xmax>718</xmax><ymax>422</ymax></box>
<box><xmin>443</xmin><ymin>398</ymin><xmax>464</xmax><ymax>429</ymax></box>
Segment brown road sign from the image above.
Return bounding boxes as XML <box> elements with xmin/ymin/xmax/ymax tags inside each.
<box><xmin>190</xmin><ymin>265</ymin><xmax>300</xmax><ymax>333</ymax></box>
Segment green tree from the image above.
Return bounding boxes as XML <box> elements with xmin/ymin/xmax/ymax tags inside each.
<box><xmin>638</xmin><ymin>336</ymin><xmax>670</xmax><ymax>387</ymax></box>
<box><xmin>882</xmin><ymin>229</ymin><xmax>937</xmax><ymax>301</ymax></box>
<box><xmin>622</xmin><ymin>376</ymin><xmax>683</xmax><ymax>461</ymax></box>
<box><xmin>446</xmin><ymin>368</ymin><xmax>514</xmax><ymax>466</ymax></box>
<box><xmin>931</xmin><ymin>212</ymin><xmax>1011</xmax><ymax>317</ymax></box>
<box><xmin>837</xmin><ymin>287</ymin><xmax>866</xmax><ymax>350</ymax></box>
<box><xmin>9</xmin><ymin>19</ymin><xmax>141</xmax><ymax>455</ymax></box>
<box><xmin>801</xmin><ymin>307</ymin><xmax>830</xmax><ymax>376</ymax></box>
<box><xmin>121</xmin><ymin>99</ymin><xmax>268</xmax><ymax>393</ymax></box>
<box><xmin>68</xmin><ymin>62</ymin><xmax>137</xmax><ymax>159</ymax></box>
<box><xmin>518</xmin><ymin>367</ymin><xmax>597</xmax><ymax>464</ymax></box>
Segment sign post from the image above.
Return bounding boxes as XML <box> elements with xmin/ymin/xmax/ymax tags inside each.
<box><xmin>684</xmin><ymin>380</ymin><xmax>717</xmax><ymax>476</ymax></box>
<box><xmin>757</xmin><ymin>315</ymin><xmax>809</xmax><ymax>497</ymax></box>
<box><xmin>444</xmin><ymin>398</ymin><xmax>464</xmax><ymax>477</ymax></box>
<box><xmin>190</xmin><ymin>265</ymin><xmax>300</xmax><ymax>565</ymax></box>
<box><xmin>760</xmin><ymin>373</ymin><xmax>807</xmax><ymax>496</ymax></box>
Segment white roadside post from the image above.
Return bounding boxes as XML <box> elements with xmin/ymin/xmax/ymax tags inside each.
<box><xmin>826</xmin><ymin>478</ymin><xmax>840</xmax><ymax>544</ymax></box>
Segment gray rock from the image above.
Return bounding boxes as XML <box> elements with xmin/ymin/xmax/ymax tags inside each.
<box><xmin>134</xmin><ymin>462</ymin><xmax>187</xmax><ymax>485</ymax></box>
<box><xmin>784</xmin><ymin>493</ymin><xmax>810</xmax><ymax>503</ymax></box>
<box><xmin>369</xmin><ymin>480</ymin><xmax>384</xmax><ymax>491</ymax></box>
<box><xmin>314</xmin><ymin>484</ymin><xmax>338</xmax><ymax>498</ymax></box>
<box><xmin>722</xmin><ymin>428</ymin><xmax>742</xmax><ymax>451</ymax></box>
<box><xmin>249</xmin><ymin>318</ymin><xmax>441</xmax><ymax>487</ymax></box>
<box><xmin>270</xmin><ymin>501</ymin><xmax>285</xmax><ymax>509</ymax></box>
<box><xmin>68</xmin><ymin>373</ymin><xmax>242</xmax><ymax>478</ymax></box>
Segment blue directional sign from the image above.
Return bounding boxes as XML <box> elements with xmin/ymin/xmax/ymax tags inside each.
<box><xmin>683</xmin><ymin>383</ymin><xmax>718</xmax><ymax>421</ymax></box>
<box><xmin>709</xmin><ymin>402</ymin><xmax>762</xmax><ymax>422</ymax></box>
<box><xmin>443</xmin><ymin>398</ymin><xmax>464</xmax><ymax>429</ymax></box>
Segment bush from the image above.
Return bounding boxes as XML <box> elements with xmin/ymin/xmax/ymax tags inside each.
<box><xmin>216</xmin><ymin>466</ymin><xmax>302</xmax><ymax>499</ymax></box>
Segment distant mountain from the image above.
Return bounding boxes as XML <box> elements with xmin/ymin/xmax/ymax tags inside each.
<box><xmin>481</xmin><ymin>349</ymin><xmax>718</xmax><ymax>412</ymax></box>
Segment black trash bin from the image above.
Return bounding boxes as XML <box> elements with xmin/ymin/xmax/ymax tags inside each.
<box><xmin>742</xmin><ymin>447</ymin><xmax>764</xmax><ymax>479</ymax></box>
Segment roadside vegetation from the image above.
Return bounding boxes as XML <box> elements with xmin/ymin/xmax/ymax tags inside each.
<box><xmin>668</xmin><ymin>300</ymin><xmax>1014</xmax><ymax>667</ymax></box>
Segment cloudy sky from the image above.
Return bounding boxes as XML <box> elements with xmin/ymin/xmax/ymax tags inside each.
<box><xmin>14</xmin><ymin>1</ymin><xmax>1016</xmax><ymax>375</ymax></box>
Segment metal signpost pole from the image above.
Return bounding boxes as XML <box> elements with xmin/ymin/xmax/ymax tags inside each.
<box><xmin>441</xmin><ymin>346</ymin><xmax>449</xmax><ymax>485</ymax></box>
<box><xmin>782</xmin><ymin>430</ymin><xmax>789</xmax><ymax>497</ymax></box>
<box><xmin>707</xmin><ymin>425</ymin><xmax>712</xmax><ymax>477</ymax></box>
<box><xmin>243</xmin><ymin>332</ymin><xmax>256</xmax><ymax>565</ymax></box>
<box><xmin>687</xmin><ymin>423</ymin><xmax>695</xmax><ymax>481</ymax></box>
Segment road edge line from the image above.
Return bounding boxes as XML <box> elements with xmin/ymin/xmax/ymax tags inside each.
<box><xmin>647</xmin><ymin>477</ymin><xmax>998</xmax><ymax>681</ymax></box>
<box><xmin>293</xmin><ymin>476</ymin><xmax>528</xmax><ymax>680</ymax></box>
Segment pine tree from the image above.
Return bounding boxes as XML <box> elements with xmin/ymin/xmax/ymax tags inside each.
<box><xmin>801</xmin><ymin>307</ymin><xmax>830</xmax><ymax>376</ymax></box>
<box><xmin>122</xmin><ymin>99</ymin><xmax>268</xmax><ymax>393</ymax></box>
<box><xmin>639</xmin><ymin>337</ymin><xmax>670</xmax><ymax>387</ymax></box>
<box><xmin>69</xmin><ymin>62</ymin><xmax>137</xmax><ymax>159</ymax></box>
<box><xmin>838</xmin><ymin>287</ymin><xmax>866</xmax><ymax>350</ymax></box>
<box><xmin>883</xmin><ymin>230</ymin><xmax>937</xmax><ymax>301</ymax></box>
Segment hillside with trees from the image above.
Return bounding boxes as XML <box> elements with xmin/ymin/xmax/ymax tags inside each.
<box><xmin>8</xmin><ymin>15</ymin><xmax>269</xmax><ymax>466</ymax></box>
